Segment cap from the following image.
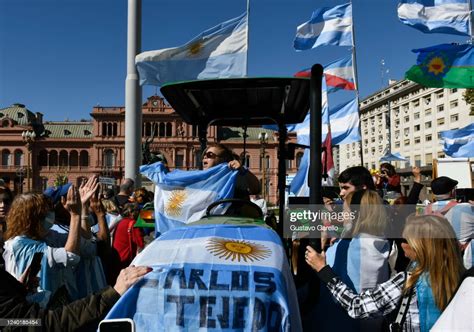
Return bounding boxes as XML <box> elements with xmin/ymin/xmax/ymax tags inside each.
<box><xmin>43</xmin><ymin>183</ymin><xmax>72</xmax><ymax>204</ymax></box>
<box><xmin>431</xmin><ymin>176</ymin><xmax>458</xmax><ymax>195</ymax></box>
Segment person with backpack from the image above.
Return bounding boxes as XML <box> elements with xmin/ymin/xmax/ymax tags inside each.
<box><xmin>305</xmin><ymin>214</ymin><xmax>465</xmax><ymax>332</ymax></box>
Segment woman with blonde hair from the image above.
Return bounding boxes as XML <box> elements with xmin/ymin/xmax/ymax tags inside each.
<box><xmin>306</xmin><ymin>214</ymin><xmax>465</xmax><ymax>332</ymax></box>
<box><xmin>310</xmin><ymin>189</ymin><xmax>391</xmax><ymax>331</ymax></box>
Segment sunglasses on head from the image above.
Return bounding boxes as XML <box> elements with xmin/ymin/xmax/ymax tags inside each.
<box><xmin>203</xmin><ymin>151</ymin><xmax>221</xmax><ymax>159</ymax></box>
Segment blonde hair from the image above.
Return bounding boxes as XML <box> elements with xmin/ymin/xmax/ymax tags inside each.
<box><xmin>5</xmin><ymin>193</ymin><xmax>49</xmax><ymax>241</ymax></box>
<box><xmin>347</xmin><ymin>190</ymin><xmax>387</xmax><ymax>237</ymax></box>
<box><xmin>101</xmin><ymin>199</ymin><xmax>119</xmax><ymax>214</ymax></box>
<box><xmin>403</xmin><ymin>214</ymin><xmax>464</xmax><ymax>310</ymax></box>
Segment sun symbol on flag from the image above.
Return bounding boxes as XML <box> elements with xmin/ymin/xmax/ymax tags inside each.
<box><xmin>188</xmin><ymin>41</ymin><xmax>203</xmax><ymax>56</ymax></box>
<box><xmin>206</xmin><ymin>238</ymin><xmax>271</xmax><ymax>262</ymax></box>
<box><xmin>427</xmin><ymin>57</ymin><xmax>446</xmax><ymax>76</ymax></box>
<box><xmin>164</xmin><ymin>190</ymin><xmax>187</xmax><ymax>217</ymax></box>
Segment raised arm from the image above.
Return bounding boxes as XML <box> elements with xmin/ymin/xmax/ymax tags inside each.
<box><xmin>64</xmin><ymin>185</ymin><xmax>82</xmax><ymax>255</ymax></box>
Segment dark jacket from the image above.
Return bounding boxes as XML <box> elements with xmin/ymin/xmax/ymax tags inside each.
<box><xmin>0</xmin><ymin>269</ymin><xmax>120</xmax><ymax>332</ymax></box>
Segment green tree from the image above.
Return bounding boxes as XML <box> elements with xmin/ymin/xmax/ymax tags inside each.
<box><xmin>463</xmin><ymin>89</ymin><xmax>474</xmax><ymax>116</ymax></box>
<box><xmin>53</xmin><ymin>171</ymin><xmax>68</xmax><ymax>187</ymax></box>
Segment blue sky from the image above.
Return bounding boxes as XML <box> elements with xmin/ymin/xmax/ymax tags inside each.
<box><xmin>0</xmin><ymin>0</ymin><xmax>470</xmax><ymax>120</ymax></box>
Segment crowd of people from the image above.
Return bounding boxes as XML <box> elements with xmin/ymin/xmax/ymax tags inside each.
<box><xmin>0</xmin><ymin>143</ymin><xmax>473</xmax><ymax>331</ymax></box>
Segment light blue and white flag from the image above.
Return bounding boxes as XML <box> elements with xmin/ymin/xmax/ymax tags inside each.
<box><xmin>440</xmin><ymin>123</ymin><xmax>474</xmax><ymax>157</ymax></box>
<box><xmin>398</xmin><ymin>0</ymin><xmax>471</xmax><ymax>36</ymax></box>
<box><xmin>294</xmin><ymin>3</ymin><xmax>353</xmax><ymax>50</ymax></box>
<box><xmin>140</xmin><ymin>162</ymin><xmax>238</xmax><ymax>234</ymax></box>
<box><xmin>328</xmin><ymin>98</ymin><xmax>361</xmax><ymax>145</ymax></box>
<box><xmin>289</xmin><ymin>149</ymin><xmax>310</xmax><ymax>196</ymax></box>
<box><xmin>104</xmin><ymin>224</ymin><xmax>302</xmax><ymax>331</ymax></box>
<box><xmin>136</xmin><ymin>13</ymin><xmax>248</xmax><ymax>86</ymax></box>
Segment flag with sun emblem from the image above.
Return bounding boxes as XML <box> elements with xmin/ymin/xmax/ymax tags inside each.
<box><xmin>104</xmin><ymin>224</ymin><xmax>302</xmax><ymax>331</ymax></box>
<box><xmin>405</xmin><ymin>43</ymin><xmax>474</xmax><ymax>88</ymax></box>
<box><xmin>140</xmin><ymin>162</ymin><xmax>239</xmax><ymax>234</ymax></box>
<box><xmin>136</xmin><ymin>12</ymin><xmax>247</xmax><ymax>86</ymax></box>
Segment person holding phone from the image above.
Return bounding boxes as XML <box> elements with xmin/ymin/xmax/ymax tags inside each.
<box><xmin>0</xmin><ymin>264</ymin><xmax>151</xmax><ymax>332</ymax></box>
<box><xmin>375</xmin><ymin>163</ymin><xmax>401</xmax><ymax>194</ymax></box>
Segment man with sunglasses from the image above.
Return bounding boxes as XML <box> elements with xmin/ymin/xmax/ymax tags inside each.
<box><xmin>202</xmin><ymin>144</ymin><xmax>260</xmax><ymax>199</ymax></box>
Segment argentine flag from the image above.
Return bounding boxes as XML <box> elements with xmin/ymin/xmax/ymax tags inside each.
<box><xmin>440</xmin><ymin>123</ymin><xmax>474</xmax><ymax>158</ymax></box>
<box><xmin>398</xmin><ymin>0</ymin><xmax>471</xmax><ymax>36</ymax></box>
<box><xmin>136</xmin><ymin>13</ymin><xmax>247</xmax><ymax>86</ymax></box>
<box><xmin>140</xmin><ymin>162</ymin><xmax>238</xmax><ymax>234</ymax></box>
<box><xmin>104</xmin><ymin>224</ymin><xmax>302</xmax><ymax>331</ymax></box>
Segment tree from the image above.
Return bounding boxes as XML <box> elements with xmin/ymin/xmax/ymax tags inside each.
<box><xmin>462</xmin><ymin>89</ymin><xmax>474</xmax><ymax>116</ymax></box>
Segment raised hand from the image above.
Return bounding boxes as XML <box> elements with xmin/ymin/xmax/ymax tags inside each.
<box><xmin>113</xmin><ymin>265</ymin><xmax>152</xmax><ymax>296</ymax></box>
<box><xmin>65</xmin><ymin>185</ymin><xmax>81</xmax><ymax>215</ymax></box>
<box><xmin>228</xmin><ymin>160</ymin><xmax>242</xmax><ymax>171</ymax></box>
<box><xmin>90</xmin><ymin>189</ymin><xmax>105</xmax><ymax>216</ymax></box>
<box><xmin>79</xmin><ymin>176</ymin><xmax>99</xmax><ymax>205</ymax></box>
<box><xmin>305</xmin><ymin>245</ymin><xmax>327</xmax><ymax>272</ymax></box>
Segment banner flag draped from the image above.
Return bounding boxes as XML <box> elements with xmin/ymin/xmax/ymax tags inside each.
<box><xmin>398</xmin><ymin>0</ymin><xmax>471</xmax><ymax>36</ymax></box>
<box><xmin>140</xmin><ymin>162</ymin><xmax>238</xmax><ymax>234</ymax></box>
<box><xmin>104</xmin><ymin>224</ymin><xmax>302</xmax><ymax>331</ymax></box>
<box><xmin>136</xmin><ymin>13</ymin><xmax>247</xmax><ymax>86</ymax></box>
<box><xmin>294</xmin><ymin>3</ymin><xmax>353</xmax><ymax>50</ymax></box>
<box><xmin>405</xmin><ymin>43</ymin><xmax>474</xmax><ymax>88</ymax></box>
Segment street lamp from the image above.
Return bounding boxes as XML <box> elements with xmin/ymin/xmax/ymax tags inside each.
<box><xmin>258</xmin><ymin>132</ymin><xmax>268</xmax><ymax>201</ymax></box>
<box><xmin>22</xmin><ymin>130</ymin><xmax>36</xmax><ymax>191</ymax></box>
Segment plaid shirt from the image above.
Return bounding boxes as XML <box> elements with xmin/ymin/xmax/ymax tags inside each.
<box><xmin>318</xmin><ymin>266</ymin><xmax>420</xmax><ymax>332</ymax></box>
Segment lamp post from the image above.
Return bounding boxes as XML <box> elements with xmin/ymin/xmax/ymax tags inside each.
<box><xmin>22</xmin><ymin>130</ymin><xmax>36</xmax><ymax>192</ymax></box>
<box><xmin>258</xmin><ymin>132</ymin><xmax>268</xmax><ymax>201</ymax></box>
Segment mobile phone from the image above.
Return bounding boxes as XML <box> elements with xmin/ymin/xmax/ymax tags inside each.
<box><xmin>26</xmin><ymin>252</ymin><xmax>43</xmax><ymax>291</ymax></box>
<box><xmin>99</xmin><ymin>319</ymin><xmax>135</xmax><ymax>332</ymax></box>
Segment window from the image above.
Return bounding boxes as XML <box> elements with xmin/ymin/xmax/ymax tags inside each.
<box><xmin>450</xmin><ymin>100</ymin><xmax>458</xmax><ymax>108</ymax></box>
<box><xmin>425</xmin><ymin>121</ymin><xmax>432</xmax><ymax>129</ymax></box>
<box><xmin>414</xmin><ymin>112</ymin><xmax>420</xmax><ymax>119</ymax></box>
<box><xmin>451</xmin><ymin>88</ymin><xmax>458</xmax><ymax>94</ymax></box>
<box><xmin>104</xmin><ymin>149</ymin><xmax>115</xmax><ymax>168</ymax></box>
<box><xmin>414</xmin><ymin>124</ymin><xmax>420</xmax><ymax>131</ymax></box>
<box><xmin>395</xmin><ymin>142</ymin><xmax>400</xmax><ymax>148</ymax></box>
<box><xmin>14</xmin><ymin>150</ymin><xmax>23</xmax><ymax>166</ymax></box>
<box><xmin>378</xmin><ymin>135</ymin><xmax>383</xmax><ymax>142</ymax></box>
<box><xmin>425</xmin><ymin>153</ymin><xmax>433</xmax><ymax>166</ymax></box>
<box><xmin>413</xmin><ymin>100</ymin><xmax>420</xmax><ymax>107</ymax></box>
<box><xmin>414</xmin><ymin>155</ymin><xmax>421</xmax><ymax>167</ymax></box>
<box><xmin>371</xmin><ymin>137</ymin><xmax>376</xmax><ymax>143</ymax></box>
<box><xmin>175</xmin><ymin>153</ymin><xmax>184</xmax><ymax>168</ymax></box>
<box><xmin>450</xmin><ymin>114</ymin><xmax>459</xmax><ymax>122</ymax></box>
<box><xmin>437</xmin><ymin>105</ymin><xmax>444</xmax><ymax>112</ymax></box>
<box><xmin>436</xmin><ymin>91</ymin><xmax>444</xmax><ymax>99</ymax></box>
<box><xmin>425</xmin><ymin>134</ymin><xmax>432</xmax><ymax>141</ymax></box>
<box><xmin>437</xmin><ymin>118</ymin><xmax>445</xmax><ymax>126</ymax></box>
<box><xmin>364</xmin><ymin>139</ymin><xmax>368</xmax><ymax>145</ymax></box>
<box><xmin>414</xmin><ymin>137</ymin><xmax>421</xmax><ymax>144</ymax></box>
<box><xmin>404</xmin><ymin>116</ymin><xmax>410</xmax><ymax>123</ymax></box>
<box><xmin>425</xmin><ymin>108</ymin><xmax>432</xmax><ymax>116</ymax></box>
<box><xmin>403</xmin><ymin>104</ymin><xmax>409</xmax><ymax>112</ymax></box>
<box><xmin>371</xmin><ymin>148</ymin><xmax>375</xmax><ymax>155</ymax></box>
<box><xmin>404</xmin><ymin>128</ymin><xmax>410</xmax><ymax>136</ymax></box>
<box><xmin>404</xmin><ymin>139</ymin><xmax>410</xmax><ymax>145</ymax></box>
<box><xmin>423</xmin><ymin>96</ymin><xmax>431</xmax><ymax>104</ymax></box>
<box><xmin>395</xmin><ymin>119</ymin><xmax>400</xmax><ymax>127</ymax></box>
<box><xmin>437</xmin><ymin>152</ymin><xmax>445</xmax><ymax>158</ymax></box>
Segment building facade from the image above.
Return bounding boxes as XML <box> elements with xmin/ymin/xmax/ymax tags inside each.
<box><xmin>0</xmin><ymin>96</ymin><xmax>304</xmax><ymax>204</ymax></box>
<box><xmin>338</xmin><ymin>80</ymin><xmax>472</xmax><ymax>193</ymax></box>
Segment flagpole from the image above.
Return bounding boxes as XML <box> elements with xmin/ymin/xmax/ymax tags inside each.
<box><xmin>246</xmin><ymin>0</ymin><xmax>250</xmax><ymax>76</ymax></box>
<box><xmin>469</xmin><ymin>0</ymin><xmax>473</xmax><ymax>42</ymax></box>
<box><xmin>349</xmin><ymin>0</ymin><xmax>364</xmax><ymax>167</ymax></box>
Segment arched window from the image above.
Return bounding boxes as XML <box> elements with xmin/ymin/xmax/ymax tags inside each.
<box><xmin>104</xmin><ymin>149</ymin><xmax>115</xmax><ymax>168</ymax></box>
<box><xmin>14</xmin><ymin>150</ymin><xmax>23</xmax><ymax>166</ymax></box>
<box><xmin>166</xmin><ymin>123</ymin><xmax>172</xmax><ymax>137</ymax></box>
<box><xmin>80</xmin><ymin>151</ymin><xmax>89</xmax><ymax>167</ymax></box>
<box><xmin>38</xmin><ymin>150</ymin><xmax>48</xmax><ymax>167</ymax></box>
<box><xmin>265</xmin><ymin>155</ymin><xmax>270</xmax><ymax>169</ymax></box>
<box><xmin>49</xmin><ymin>151</ymin><xmax>58</xmax><ymax>167</ymax></box>
<box><xmin>59</xmin><ymin>150</ymin><xmax>68</xmax><ymax>166</ymax></box>
<box><xmin>69</xmin><ymin>150</ymin><xmax>79</xmax><ymax>167</ymax></box>
<box><xmin>107</xmin><ymin>123</ymin><xmax>113</xmax><ymax>137</ymax></box>
<box><xmin>2</xmin><ymin>150</ymin><xmax>11</xmax><ymax>167</ymax></box>
<box><xmin>145</xmin><ymin>122</ymin><xmax>152</xmax><ymax>137</ymax></box>
<box><xmin>194</xmin><ymin>150</ymin><xmax>202</xmax><ymax>168</ymax></box>
<box><xmin>153</xmin><ymin>123</ymin><xmax>158</xmax><ymax>137</ymax></box>
<box><xmin>159</xmin><ymin>123</ymin><xmax>165</xmax><ymax>137</ymax></box>
<box><xmin>296</xmin><ymin>152</ymin><xmax>304</xmax><ymax>169</ymax></box>
<box><xmin>113</xmin><ymin>123</ymin><xmax>118</xmax><ymax>136</ymax></box>
<box><xmin>102</xmin><ymin>123</ymin><xmax>107</xmax><ymax>136</ymax></box>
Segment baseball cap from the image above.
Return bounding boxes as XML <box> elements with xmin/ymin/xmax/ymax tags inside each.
<box><xmin>431</xmin><ymin>176</ymin><xmax>458</xmax><ymax>195</ymax></box>
<box><xmin>43</xmin><ymin>183</ymin><xmax>72</xmax><ymax>204</ymax></box>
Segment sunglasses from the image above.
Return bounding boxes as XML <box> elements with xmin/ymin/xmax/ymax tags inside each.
<box><xmin>203</xmin><ymin>151</ymin><xmax>222</xmax><ymax>159</ymax></box>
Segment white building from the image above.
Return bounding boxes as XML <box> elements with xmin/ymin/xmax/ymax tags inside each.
<box><xmin>338</xmin><ymin>79</ymin><xmax>473</xmax><ymax>174</ymax></box>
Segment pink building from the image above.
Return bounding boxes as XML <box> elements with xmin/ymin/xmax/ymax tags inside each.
<box><xmin>0</xmin><ymin>96</ymin><xmax>303</xmax><ymax>204</ymax></box>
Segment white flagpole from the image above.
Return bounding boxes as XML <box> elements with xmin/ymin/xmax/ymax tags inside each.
<box><xmin>246</xmin><ymin>0</ymin><xmax>250</xmax><ymax>76</ymax></box>
<box><xmin>349</xmin><ymin>0</ymin><xmax>364</xmax><ymax>166</ymax></box>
